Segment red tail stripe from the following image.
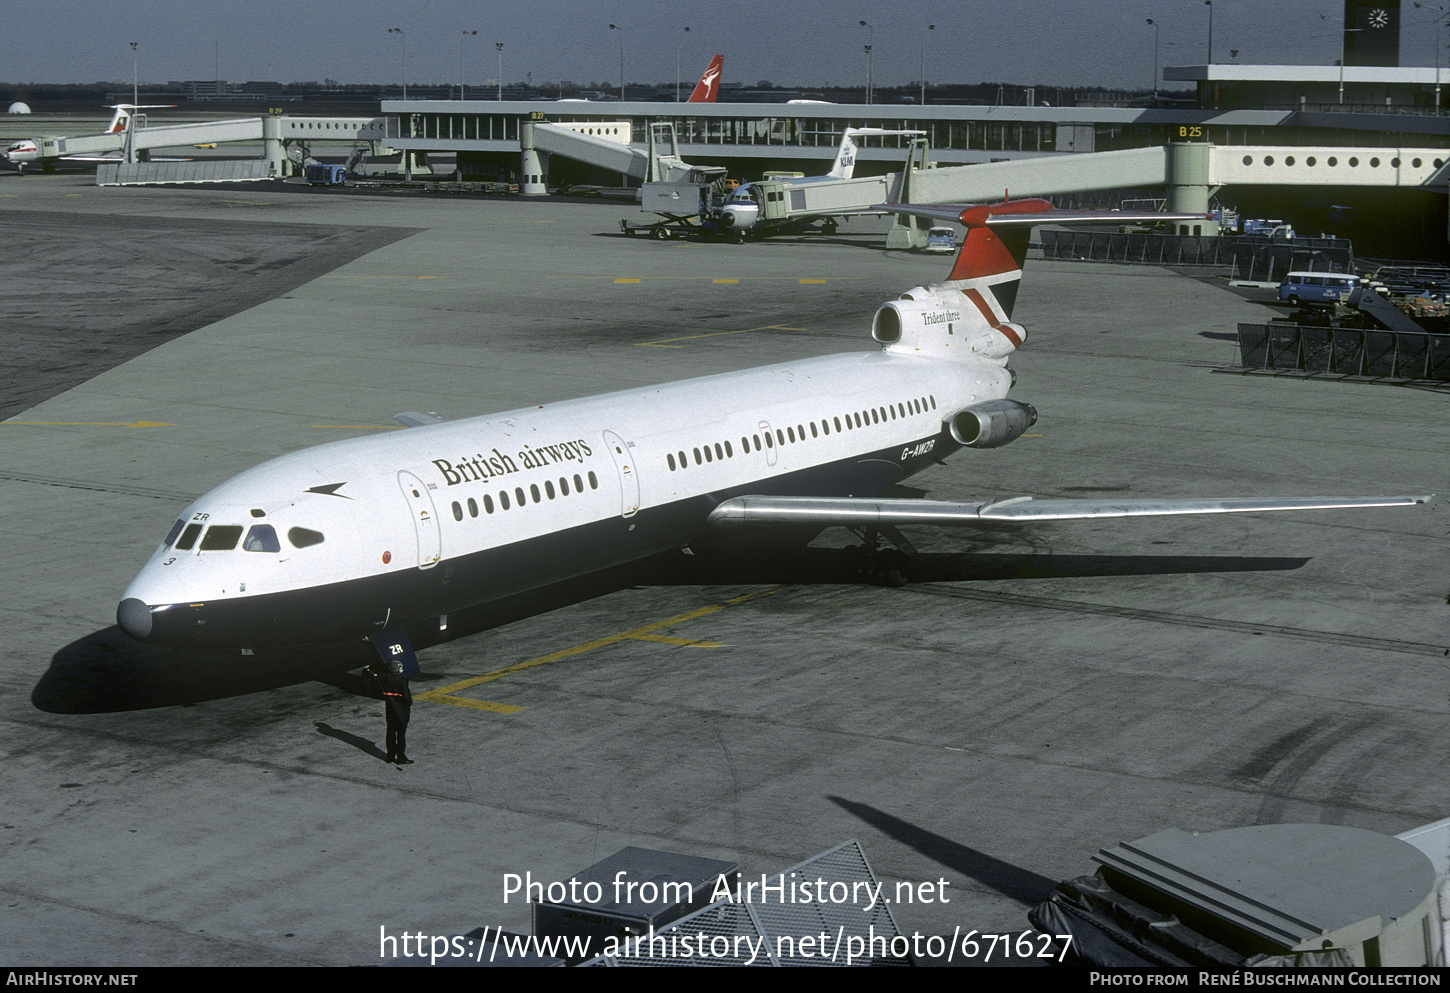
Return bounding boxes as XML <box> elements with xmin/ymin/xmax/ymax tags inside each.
<box><xmin>964</xmin><ymin>288</ymin><xmax>1000</xmax><ymax>325</ymax></box>
<box><xmin>965</xmin><ymin>287</ymin><xmax>1023</xmax><ymax>348</ymax></box>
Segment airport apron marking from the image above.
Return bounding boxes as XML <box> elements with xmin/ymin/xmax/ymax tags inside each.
<box><xmin>415</xmin><ymin>589</ymin><xmax>775</xmax><ymax>714</ymax></box>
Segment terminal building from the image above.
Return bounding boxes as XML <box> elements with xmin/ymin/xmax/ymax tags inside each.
<box><xmin>371</xmin><ymin>76</ymin><xmax>1448</xmax><ymax>251</ymax></box>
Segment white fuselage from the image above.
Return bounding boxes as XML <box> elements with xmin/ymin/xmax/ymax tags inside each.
<box><xmin>118</xmin><ymin>346</ymin><xmax>1011</xmax><ymax>650</ymax></box>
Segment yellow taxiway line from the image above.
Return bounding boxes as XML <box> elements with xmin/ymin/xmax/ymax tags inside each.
<box><xmin>416</xmin><ymin>589</ymin><xmax>775</xmax><ymax>714</ymax></box>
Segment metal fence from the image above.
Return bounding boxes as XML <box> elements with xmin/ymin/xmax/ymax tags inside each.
<box><xmin>1234</xmin><ymin>323</ymin><xmax>1450</xmax><ymax>382</ymax></box>
<box><xmin>96</xmin><ymin>159</ymin><xmax>276</xmax><ymax>186</ymax></box>
<box><xmin>1039</xmin><ymin>231</ymin><xmax>1353</xmax><ymax>278</ymax></box>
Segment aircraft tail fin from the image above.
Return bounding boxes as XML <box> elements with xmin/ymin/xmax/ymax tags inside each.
<box><xmin>687</xmin><ymin>56</ymin><xmax>723</xmax><ymax>102</ymax></box>
<box><xmin>827</xmin><ymin>128</ymin><xmax>862</xmax><ymax>179</ymax></box>
<box><xmin>880</xmin><ymin>200</ymin><xmax>1207</xmax><ymax>321</ymax></box>
<box><xmin>105</xmin><ymin>103</ymin><xmax>176</xmax><ymax>133</ymax></box>
<box><xmin>828</xmin><ymin>127</ymin><xmax>927</xmax><ymax>181</ymax></box>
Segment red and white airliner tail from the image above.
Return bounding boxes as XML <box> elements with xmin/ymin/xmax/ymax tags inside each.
<box><xmin>882</xmin><ymin>199</ymin><xmax>1208</xmax><ymax>324</ymax></box>
<box><xmin>688</xmin><ymin>55</ymin><xmax>723</xmax><ymax>102</ymax></box>
<box><xmin>105</xmin><ymin>103</ymin><xmax>176</xmax><ymax>133</ymax></box>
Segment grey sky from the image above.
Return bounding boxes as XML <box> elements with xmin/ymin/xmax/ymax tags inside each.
<box><xmin>4</xmin><ymin>1</ymin><xmax>1445</xmax><ymax>91</ymax></box>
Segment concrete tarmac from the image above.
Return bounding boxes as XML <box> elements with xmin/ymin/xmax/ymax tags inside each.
<box><xmin>1</xmin><ymin>172</ymin><xmax>1446</xmax><ymax>967</ymax></box>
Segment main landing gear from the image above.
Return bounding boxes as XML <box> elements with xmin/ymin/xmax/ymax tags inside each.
<box><xmin>841</xmin><ymin>526</ymin><xmax>915</xmax><ymax>587</ymax></box>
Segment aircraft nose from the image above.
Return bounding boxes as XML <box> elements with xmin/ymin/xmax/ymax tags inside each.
<box><xmin>117</xmin><ymin>598</ymin><xmax>152</xmax><ymax>641</ymax></box>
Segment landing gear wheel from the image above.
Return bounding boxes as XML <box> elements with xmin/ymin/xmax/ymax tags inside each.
<box><xmin>843</xmin><ymin>543</ymin><xmax>910</xmax><ymax>586</ymax></box>
<box><xmin>875</xmin><ymin>549</ymin><xmax>910</xmax><ymax>588</ymax></box>
<box><xmin>821</xmin><ymin>221</ymin><xmax>838</xmax><ymax>236</ymax></box>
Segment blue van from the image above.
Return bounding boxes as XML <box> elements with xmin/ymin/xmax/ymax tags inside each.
<box><xmin>1278</xmin><ymin>272</ymin><xmax>1361</xmax><ymax>307</ymax></box>
<box><xmin>923</xmin><ymin>227</ymin><xmax>957</xmax><ymax>253</ymax></box>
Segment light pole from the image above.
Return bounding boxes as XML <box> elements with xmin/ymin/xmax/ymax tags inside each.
<box><xmin>1321</xmin><ymin>14</ymin><xmax>1365</xmax><ymax>105</ymax></box>
<box><xmin>1415</xmin><ymin>3</ymin><xmax>1448</xmax><ymax>114</ymax></box>
<box><xmin>496</xmin><ymin>43</ymin><xmax>504</xmax><ymax>100</ymax></box>
<box><xmin>859</xmin><ymin>20</ymin><xmax>874</xmax><ymax>105</ymax></box>
<box><xmin>920</xmin><ymin>24</ymin><xmax>934</xmax><ymax>105</ymax></box>
<box><xmin>460</xmin><ymin>30</ymin><xmax>476</xmax><ymax>100</ymax></box>
<box><xmin>1205</xmin><ymin>0</ymin><xmax>1213</xmax><ymax>64</ymax></box>
<box><xmin>609</xmin><ymin>24</ymin><xmax>625</xmax><ymax>102</ymax></box>
<box><xmin>388</xmin><ymin>27</ymin><xmax>406</xmax><ymax>100</ymax></box>
<box><xmin>129</xmin><ymin>41</ymin><xmax>138</xmax><ymax>105</ymax></box>
<box><xmin>1146</xmin><ymin>18</ymin><xmax>1160</xmax><ymax>106</ymax></box>
<box><xmin>676</xmin><ymin>26</ymin><xmax>690</xmax><ymax>101</ymax></box>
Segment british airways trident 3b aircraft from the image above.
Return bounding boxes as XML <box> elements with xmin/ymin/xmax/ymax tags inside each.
<box><xmin>117</xmin><ymin>199</ymin><xmax>1431</xmax><ymax>654</ymax></box>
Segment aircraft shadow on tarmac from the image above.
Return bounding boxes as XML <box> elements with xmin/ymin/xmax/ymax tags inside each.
<box><xmin>36</xmin><ymin>545</ymin><xmax>1306</xmax><ymax>715</ymax></box>
<box><xmin>828</xmin><ymin>796</ymin><xmax>1060</xmax><ymax>905</ymax></box>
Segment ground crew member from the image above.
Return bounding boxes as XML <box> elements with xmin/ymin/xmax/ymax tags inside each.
<box><xmin>372</xmin><ymin>658</ymin><xmax>413</xmax><ymax>765</ymax></box>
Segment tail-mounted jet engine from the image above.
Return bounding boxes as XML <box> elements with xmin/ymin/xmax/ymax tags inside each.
<box><xmin>872</xmin><ymin>292</ymin><xmax>1027</xmax><ymax>360</ymax></box>
<box><xmin>947</xmin><ymin>399</ymin><xmax>1037</xmax><ymax>449</ymax></box>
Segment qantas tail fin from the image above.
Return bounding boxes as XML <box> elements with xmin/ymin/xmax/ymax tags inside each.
<box><xmin>687</xmin><ymin>56</ymin><xmax>723</xmax><ymax>102</ymax></box>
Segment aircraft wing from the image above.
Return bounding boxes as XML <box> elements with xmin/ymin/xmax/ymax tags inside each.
<box><xmin>393</xmin><ymin>411</ymin><xmax>450</xmax><ymax>428</ymax></box>
<box><xmin>706</xmin><ymin>493</ymin><xmax>1432</xmax><ymax>528</ymax></box>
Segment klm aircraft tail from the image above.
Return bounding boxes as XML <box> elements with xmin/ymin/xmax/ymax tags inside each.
<box><xmin>827</xmin><ymin>127</ymin><xmax>927</xmax><ymax>180</ymax></box>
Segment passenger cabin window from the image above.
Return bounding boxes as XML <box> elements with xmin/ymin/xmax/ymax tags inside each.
<box><xmin>244</xmin><ymin>525</ymin><xmax>280</xmax><ymax>553</ymax></box>
<box><xmin>288</xmin><ymin>527</ymin><xmax>325</xmax><ymax>549</ymax></box>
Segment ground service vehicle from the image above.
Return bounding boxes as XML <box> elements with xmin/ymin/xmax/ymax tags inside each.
<box><xmin>1278</xmin><ymin>272</ymin><xmax>1362</xmax><ymax>308</ymax></box>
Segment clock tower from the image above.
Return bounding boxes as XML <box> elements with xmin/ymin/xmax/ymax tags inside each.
<box><xmin>1344</xmin><ymin>0</ymin><xmax>1400</xmax><ymax>67</ymax></box>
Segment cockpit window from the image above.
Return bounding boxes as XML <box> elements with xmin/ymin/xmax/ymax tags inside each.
<box><xmin>175</xmin><ymin>523</ymin><xmax>203</xmax><ymax>551</ymax></box>
<box><xmin>199</xmin><ymin>525</ymin><xmax>243</xmax><ymax>551</ymax></box>
<box><xmin>243</xmin><ymin>524</ymin><xmax>280</xmax><ymax>553</ymax></box>
<box><xmin>163</xmin><ymin>519</ymin><xmax>185</xmax><ymax>548</ymax></box>
<box><xmin>288</xmin><ymin>527</ymin><xmax>325</xmax><ymax>549</ymax></box>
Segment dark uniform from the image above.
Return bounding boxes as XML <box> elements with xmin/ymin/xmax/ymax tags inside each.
<box><xmin>376</xmin><ymin>659</ymin><xmax>413</xmax><ymax>764</ymax></box>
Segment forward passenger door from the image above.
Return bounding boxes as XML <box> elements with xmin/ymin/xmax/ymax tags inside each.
<box><xmin>397</xmin><ymin>471</ymin><xmax>442</xmax><ymax>569</ymax></box>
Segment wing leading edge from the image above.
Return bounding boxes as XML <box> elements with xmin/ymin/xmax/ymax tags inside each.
<box><xmin>706</xmin><ymin>494</ymin><xmax>1433</xmax><ymax>528</ymax></box>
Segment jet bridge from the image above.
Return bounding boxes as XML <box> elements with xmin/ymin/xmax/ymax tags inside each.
<box><xmin>11</xmin><ymin>113</ymin><xmax>393</xmax><ymax>185</ymax></box>
<box><xmin>525</xmin><ymin>120</ymin><xmax>723</xmax><ymax>189</ymax></box>
<box><xmin>886</xmin><ymin>141</ymin><xmax>1450</xmax><ymax>247</ymax></box>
